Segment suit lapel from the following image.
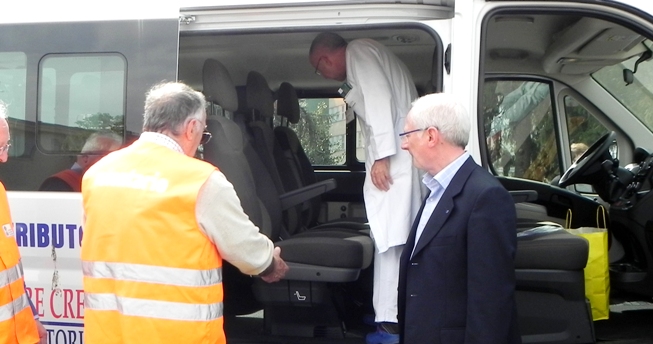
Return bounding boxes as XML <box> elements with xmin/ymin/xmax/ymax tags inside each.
<box><xmin>404</xmin><ymin>194</ymin><xmax>429</xmax><ymax>258</ymax></box>
<box><xmin>411</xmin><ymin>157</ymin><xmax>476</xmax><ymax>258</ymax></box>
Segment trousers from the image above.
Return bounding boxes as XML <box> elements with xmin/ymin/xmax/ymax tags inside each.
<box><xmin>372</xmin><ymin>244</ymin><xmax>404</xmax><ymax>323</ymax></box>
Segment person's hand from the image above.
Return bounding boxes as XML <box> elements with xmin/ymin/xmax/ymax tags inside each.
<box><xmin>370</xmin><ymin>157</ymin><xmax>392</xmax><ymax>191</ymax></box>
<box><xmin>261</xmin><ymin>247</ymin><xmax>289</xmax><ymax>283</ymax></box>
<box><xmin>36</xmin><ymin>319</ymin><xmax>47</xmax><ymax>344</ymax></box>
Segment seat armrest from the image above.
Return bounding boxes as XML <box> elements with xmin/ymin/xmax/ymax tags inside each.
<box><xmin>510</xmin><ymin>190</ymin><xmax>538</xmax><ymax>203</ymax></box>
<box><xmin>279</xmin><ymin>178</ymin><xmax>336</xmax><ymax>210</ymax></box>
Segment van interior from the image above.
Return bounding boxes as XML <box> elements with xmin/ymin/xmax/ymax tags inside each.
<box><xmin>170</xmin><ymin>3</ymin><xmax>653</xmax><ymax>343</ymax></box>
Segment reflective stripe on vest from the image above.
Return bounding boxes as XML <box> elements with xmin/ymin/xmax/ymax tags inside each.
<box><xmin>0</xmin><ymin>263</ymin><xmax>22</xmax><ymax>289</ymax></box>
<box><xmin>82</xmin><ymin>261</ymin><xmax>222</xmax><ymax>287</ymax></box>
<box><xmin>0</xmin><ymin>181</ymin><xmax>40</xmax><ymax>344</ymax></box>
<box><xmin>81</xmin><ymin>141</ymin><xmax>225</xmax><ymax>343</ymax></box>
<box><xmin>85</xmin><ymin>293</ymin><xmax>223</xmax><ymax>321</ymax></box>
<box><xmin>0</xmin><ymin>293</ymin><xmax>31</xmax><ymax>322</ymax></box>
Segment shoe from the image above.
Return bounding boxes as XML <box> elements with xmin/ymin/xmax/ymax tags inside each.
<box><xmin>366</xmin><ymin>324</ymin><xmax>399</xmax><ymax>344</ymax></box>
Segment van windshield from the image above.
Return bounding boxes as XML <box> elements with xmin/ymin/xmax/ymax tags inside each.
<box><xmin>592</xmin><ymin>41</ymin><xmax>653</xmax><ymax>133</ymax></box>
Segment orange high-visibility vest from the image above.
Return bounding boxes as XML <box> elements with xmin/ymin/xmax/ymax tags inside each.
<box><xmin>0</xmin><ymin>182</ymin><xmax>40</xmax><ymax>344</ymax></box>
<box><xmin>40</xmin><ymin>169</ymin><xmax>82</xmax><ymax>192</ymax></box>
<box><xmin>81</xmin><ymin>140</ymin><xmax>224</xmax><ymax>344</ymax></box>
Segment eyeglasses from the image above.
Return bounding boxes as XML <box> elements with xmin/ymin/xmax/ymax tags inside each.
<box><xmin>200</xmin><ymin>130</ymin><xmax>212</xmax><ymax>145</ymax></box>
<box><xmin>0</xmin><ymin>142</ymin><xmax>11</xmax><ymax>154</ymax></box>
<box><xmin>398</xmin><ymin>128</ymin><xmax>426</xmax><ymax>139</ymax></box>
<box><xmin>314</xmin><ymin>57</ymin><xmax>325</xmax><ymax>76</ymax></box>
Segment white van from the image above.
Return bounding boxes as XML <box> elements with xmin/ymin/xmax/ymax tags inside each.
<box><xmin>3</xmin><ymin>0</ymin><xmax>653</xmax><ymax>343</ymax></box>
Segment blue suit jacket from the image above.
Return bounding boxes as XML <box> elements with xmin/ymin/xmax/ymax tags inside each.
<box><xmin>398</xmin><ymin>157</ymin><xmax>521</xmax><ymax>344</ymax></box>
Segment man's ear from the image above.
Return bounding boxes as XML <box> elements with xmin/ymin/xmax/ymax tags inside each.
<box><xmin>184</xmin><ymin>118</ymin><xmax>199</xmax><ymax>141</ymax></box>
<box><xmin>323</xmin><ymin>55</ymin><xmax>332</xmax><ymax>67</ymax></box>
<box><xmin>426</xmin><ymin>127</ymin><xmax>439</xmax><ymax>147</ymax></box>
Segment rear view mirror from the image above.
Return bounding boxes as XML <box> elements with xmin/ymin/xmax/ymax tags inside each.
<box><xmin>623</xmin><ymin>46</ymin><xmax>652</xmax><ymax>86</ymax></box>
<box><xmin>623</xmin><ymin>69</ymin><xmax>634</xmax><ymax>85</ymax></box>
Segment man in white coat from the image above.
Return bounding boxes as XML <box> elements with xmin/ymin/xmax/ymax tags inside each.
<box><xmin>310</xmin><ymin>32</ymin><xmax>423</xmax><ymax>344</ymax></box>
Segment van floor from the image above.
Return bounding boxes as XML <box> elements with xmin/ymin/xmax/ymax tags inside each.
<box><xmin>225</xmin><ymin>311</ymin><xmax>370</xmax><ymax>344</ymax></box>
<box><xmin>226</xmin><ymin>296</ymin><xmax>653</xmax><ymax>344</ymax></box>
<box><xmin>595</xmin><ymin>291</ymin><xmax>653</xmax><ymax>344</ymax></box>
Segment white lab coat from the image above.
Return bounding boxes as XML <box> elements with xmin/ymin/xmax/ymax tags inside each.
<box><xmin>343</xmin><ymin>39</ymin><xmax>423</xmax><ymax>254</ymax></box>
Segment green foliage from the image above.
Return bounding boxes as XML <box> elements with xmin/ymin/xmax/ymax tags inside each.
<box><xmin>287</xmin><ymin>99</ymin><xmax>342</xmax><ymax>165</ymax></box>
<box><xmin>75</xmin><ymin>112</ymin><xmax>124</xmax><ymax>132</ymax></box>
<box><xmin>60</xmin><ymin>112</ymin><xmax>123</xmax><ymax>152</ymax></box>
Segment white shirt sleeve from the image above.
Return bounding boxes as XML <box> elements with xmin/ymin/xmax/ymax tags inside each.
<box><xmin>347</xmin><ymin>41</ymin><xmax>399</xmax><ymax>161</ymax></box>
<box><xmin>196</xmin><ymin>171</ymin><xmax>274</xmax><ymax>276</ymax></box>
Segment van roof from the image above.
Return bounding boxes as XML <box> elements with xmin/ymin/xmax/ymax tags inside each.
<box><xmin>1</xmin><ymin>0</ymin><xmax>454</xmax><ymax>24</ymax></box>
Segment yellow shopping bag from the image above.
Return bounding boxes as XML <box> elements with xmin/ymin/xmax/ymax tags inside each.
<box><xmin>566</xmin><ymin>206</ymin><xmax>610</xmax><ymax>321</ymax></box>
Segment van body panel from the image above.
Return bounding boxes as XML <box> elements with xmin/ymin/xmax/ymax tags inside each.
<box><xmin>0</xmin><ymin>19</ymin><xmax>179</xmax><ymax>190</ymax></box>
<box><xmin>4</xmin><ymin>0</ymin><xmax>653</xmax><ymax>342</ymax></box>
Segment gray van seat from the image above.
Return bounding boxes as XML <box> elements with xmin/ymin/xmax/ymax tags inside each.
<box><xmin>509</xmin><ymin>190</ymin><xmax>594</xmax><ymax>343</ymax></box>
<box><xmin>242</xmin><ymin>71</ymin><xmax>372</xmax><ymax>268</ymax></box>
<box><xmin>274</xmin><ymin>81</ymin><xmax>368</xmax><ymax>230</ymax></box>
<box><xmin>202</xmin><ymin>59</ymin><xmax>373</xmax><ymax>338</ymax></box>
<box><xmin>203</xmin><ymin>60</ymin><xmax>371</xmax><ymax>277</ymax></box>
<box><xmin>514</xmin><ymin>230</ymin><xmax>594</xmax><ymax>344</ymax></box>
<box><xmin>206</xmin><ymin>115</ymin><xmax>370</xmax><ymax>275</ymax></box>
<box><xmin>516</xmin><ymin>228</ymin><xmax>589</xmax><ymax>270</ymax></box>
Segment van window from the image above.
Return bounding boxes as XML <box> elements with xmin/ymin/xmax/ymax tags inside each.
<box><xmin>38</xmin><ymin>54</ymin><xmax>126</xmax><ymax>153</ymax></box>
<box><xmin>593</xmin><ymin>44</ymin><xmax>653</xmax><ymax>132</ymax></box>
<box><xmin>356</xmin><ymin>124</ymin><xmax>366</xmax><ymax>162</ymax></box>
<box><xmin>0</xmin><ymin>52</ymin><xmax>27</xmax><ymax>157</ymax></box>
<box><xmin>564</xmin><ymin>95</ymin><xmax>609</xmax><ymax>161</ymax></box>
<box><xmin>483</xmin><ymin>80</ymin><xmax>559</xmax><ymax>183</ymax></box>
<box><xmin>564</xmin><ymin>95</ymin><xmax>610</xmax><ymax>192</ymax></box>
<box><xmin>276</xmin><ymin>97</ymin><xmax>346</xmax><ymax>165</ymax></box>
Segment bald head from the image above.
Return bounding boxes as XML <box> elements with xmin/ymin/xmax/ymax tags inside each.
<box><xmin>309</xmin><ymin>32</ymin><xmax>348</xmax><ymax>82</ymax></box>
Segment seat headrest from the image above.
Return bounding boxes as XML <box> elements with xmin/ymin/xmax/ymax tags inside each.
<box><xmin>276</xmin><ymin>82</ymin><xmax>300</xmax><ymax>124</ymax></box>
<box><xmin>202</xmin><ymin>59</ymin><xmax>239</xmax><ymax>112</ymax></box>
<box><xmin>246</xmin><ymin>71</ymin><xmax>274</xmax><ymax>118</ymax></box>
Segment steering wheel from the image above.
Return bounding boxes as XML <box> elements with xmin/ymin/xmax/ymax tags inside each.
<box><xmin>558</xmin><ymin>131</ymin><xmax>616</xmax><ymax>187</ymax></box>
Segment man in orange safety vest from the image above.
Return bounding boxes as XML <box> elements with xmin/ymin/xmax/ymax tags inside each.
<box><xmin>81</xmin><ymin>82</ymin><xmax>289</xmax><ymax>344</ymax></box>
<box><xmin>0</xmin><ymin>102</ymin><xmax>47</xmax><ymax>344</ymax></box>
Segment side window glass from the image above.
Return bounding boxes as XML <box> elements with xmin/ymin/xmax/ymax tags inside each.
<box><xmin>0</xmin><ymin>52</ymin><xmax>27</xmax><ymax>157</ymax></box>
<box><xmin>356</xmin><ymin>123</ymin><xmax>366</xmax><ymax>162</ymax></box>
<box><xmin>38</xmin><ymin>54</ymin><xmax>125</xmax><ymax>153</ymax></box>
<box><xmin>564</xmin><ymin>96</ymin><xmax>609</xmax><ymax>160</ymax></box>
<box><xmin>564</xmin><ymin>96</ymin><xmax>610</xmax><ymax>192</ymax></box>
<box><xmin>274</xmin><ymin>98</ymin><xmax>346</xmax><ymax>166</ymax></box>
<box><xmin>484</xmin><ymin>80</ymin><xmax>560</xmax><ymax>183</ymax></box>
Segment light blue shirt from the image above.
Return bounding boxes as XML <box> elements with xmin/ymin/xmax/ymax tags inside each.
<box><xmin>412</xmin><ymin>152</ymin><xmax>470</xmax><ymax>257</ymax></box>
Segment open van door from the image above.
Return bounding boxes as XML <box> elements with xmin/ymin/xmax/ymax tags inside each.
<box><xmin>1</xmin><ymin>5</ymin><xmax>180</xmax><ymax>339</ymax></box>
<box><xmin>472</xmin><ymin>0</ymin><xmax>653</xmax><ymax>342</ymax></box>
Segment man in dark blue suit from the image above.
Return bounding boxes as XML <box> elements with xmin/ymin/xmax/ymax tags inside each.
<box><xmin>397</xmin><ymin>93</ymin><xmax>521</xmax><ymax>344</ymax></box>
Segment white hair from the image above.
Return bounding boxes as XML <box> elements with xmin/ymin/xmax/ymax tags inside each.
<box><xmin>81</xmin><ymin>131</ymin><xmax>122</xmax><ymax>154</ymax></box>
<box><xmin>409</xmin><ymin>93</ymin><xmax>470</xmax><ymax>148</ymax></box>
